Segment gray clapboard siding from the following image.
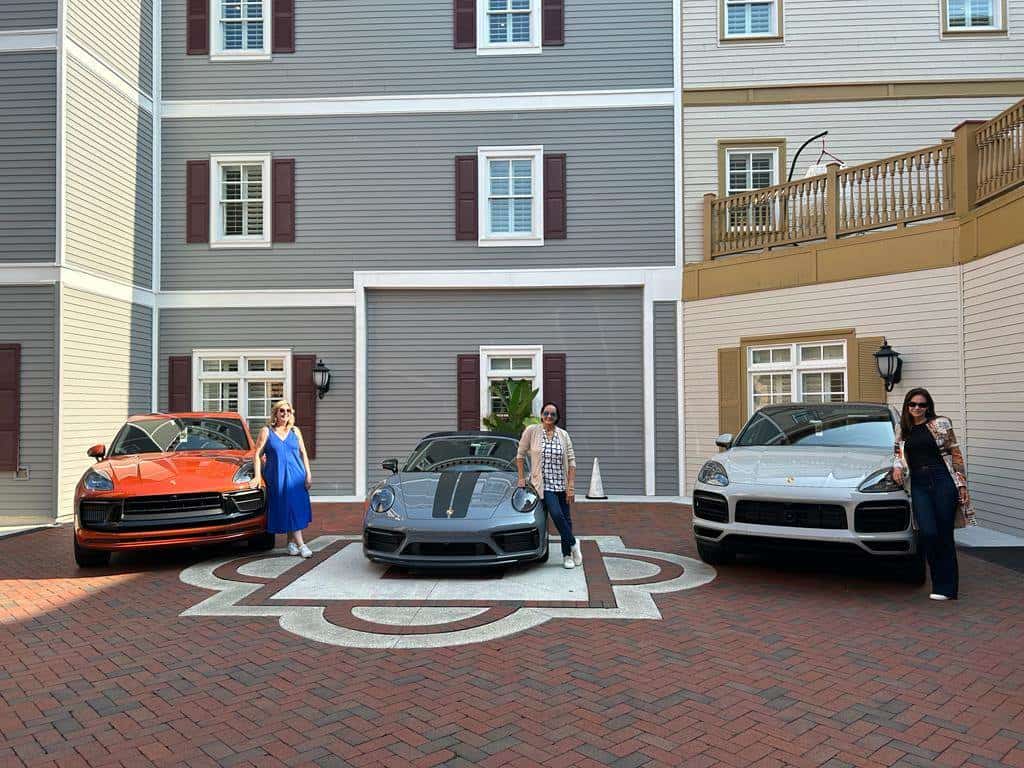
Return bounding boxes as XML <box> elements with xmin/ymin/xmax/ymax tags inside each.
<box><xmin>0</xmin><ymin>286</ymin><xmax>57</xmax><ymax>522</ymax></box>
<box><xmin>162</xmin><ymin>108</ymin><xmax>674</xmax><ymax>290</ymax></box>
<box><xmin>654</xmin><ymin>301</ymin><xmax>678</xmax><ymax>496</ymax></box>
<box><xmin>59</xmin><ymin>289</ymin><xmax>152</xmax><ymax>518</ymax></box>
<box><xmin>65</xmin><ymin>57</ymin><xmax>153</xmax><ymax>287</ymax></box>
<box><xmin>66</xmin><ymin>0</ymin><xmax>153</xmax><ymax>95</ymax></box>
<box><xmin>0</xmin><ymin>52</ymin><xmax>56</xmax><ymax>264</ymax></box>
<box><xmin>0</xmin><ymin>2</ymin><xmax>56</xmax><ymax>29</ymax></box>
<box><xmin>366</xmin><ymin>287</ymin><xmax>645</xmax><ymax>495</ymax></box>
<box><xmin>158</xmin><ymin>307</ymin><xmax>356</xmax><ymax>495</ymax></box>
<box><xmin>682</xmin><ymin>0</ymin><xmax>1024</xmax><ymax>88</ymax></box>
<box><xmin>962</xmin><ymin>243</ymin><xmax>1024</xmax><ymax>537</ymax></box>
<box><xmin>162</xmin><ymin>0</ymin><xmax>672</xmax><ymax>100</ymax></box>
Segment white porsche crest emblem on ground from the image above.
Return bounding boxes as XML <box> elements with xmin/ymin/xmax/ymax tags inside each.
<box><xmin>179</xmin><ymin>535</ymin><xmax>716</xmax><ymax>649</ymax></box>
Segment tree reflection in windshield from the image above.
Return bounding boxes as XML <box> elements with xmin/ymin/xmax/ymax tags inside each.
<box><xmin>109</xmin><ymin>417</ymin><xmax>249</xmax><ymax>455</ymax></box>
<box><xmin>735</xmin><ymin>405</ymin><xmax>894</xmax><ymax>448</ymax></box>
<box><xmin>403</xmin><ymin>436</ymin><xmax>522</xmax><ymax>472</ymax></box>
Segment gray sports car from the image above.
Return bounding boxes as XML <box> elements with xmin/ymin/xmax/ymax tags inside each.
<box><xmin>362</xmin><ymin>431</ymin><xmax>550</xmax><ymax>567</ymax></box>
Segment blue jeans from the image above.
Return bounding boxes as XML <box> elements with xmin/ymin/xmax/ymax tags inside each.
<box><xmin>543</xmin><ymin>491</ymin><xmax>576</xmax><ymax>556</ymax></box>
<box><xmin>910</xmin><ymin>464</ymin><xmax>959</xmax><ymax>599</ymax></box>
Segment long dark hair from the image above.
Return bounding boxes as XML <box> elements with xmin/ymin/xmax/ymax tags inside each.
<box><xmin>900</xmin><ymin>387</ymin><xmax>936</xmax><ymax>437</ymax></box>
<box><xmin>540</xmin><ymin>402</ymin><xmax>560</xmax><ymax>425</ymax></box>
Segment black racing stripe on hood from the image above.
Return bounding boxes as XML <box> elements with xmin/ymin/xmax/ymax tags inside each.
<box><xmin>449</xmin><ymin>471</ymin><xmax>482</xmax><ymax>518</ymax></box>
<box><xmin>432</xmin><ymin>472</ymin><xmax>460</xmax><ymax>518</ymax></box>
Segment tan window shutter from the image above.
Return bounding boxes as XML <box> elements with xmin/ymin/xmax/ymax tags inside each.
<box><xmin>856</xmin><ymin>336</ymin><xmax>887</xmax><ymax>403</ymax></box>
<box><xmin>718</xmin><ymin>347</ymin><xmax>743</xmax><ymax>437</ymax></box>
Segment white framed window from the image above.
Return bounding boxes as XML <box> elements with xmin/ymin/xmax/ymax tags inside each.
<box><xmin>477</xmin><ymin>146</ymin><xmax>545</xmax><ymax>247</ymax></box>
<box><xmin>748</xmin><ymin>340</ymin><xmax>847</xmax><ymax>413</ymax></box>
<box><xmin>944</xmin><ymin>0</ymin><xmax>1002</xmax><ymax>31</ymax></box>
<box><xmin>479</xmin><ymin>345</ymin><xmax>543</xmax><ymax>424</ymax></box>
<box><xmin>209</xmin><ymin>154</ymin><xmax>272</xmax><ymax>249</ymax></box>
<box><xmin>210</xmin><ymin>0</ymin><xmax>271</xmax><ymax>60</ymax></box>
<box><xmin>722</xmin><ymin>0</ymin><xmax>781</xmax><ymax>39</ymax></box>
<box><xmin>725</xmin><ymin>146</ymin><xmax>780</xmax><ymax>229</ymax></box>
<box><xmin>192</xmin><ymin>349</ymin><xmax>292</xmax><ymax>436</ymax></box>
<box><xmin>477</xmin><ymin>0</ymin><xmax>542</xmax><ymax>55</ymax></box>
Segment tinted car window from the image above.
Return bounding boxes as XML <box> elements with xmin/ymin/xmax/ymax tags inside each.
<box><xmin>404</xmin><ymin>436</ymin><xmax>521</xmax><ymax>472</ymax></box>
<box><xmin>109</xmin><ymin>417</ymin><xmax>250</xmax><ymax>455</ymax></box>
<box><xmin>735</xmin><ymin>405</ymin><xmax>894</xmax><ymax>448</ymax></box>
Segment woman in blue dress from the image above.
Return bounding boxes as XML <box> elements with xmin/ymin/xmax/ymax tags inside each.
<box><xmin>253</xmin><ymin>399</ymin><xmax>314</xmax><ymax>557</ymax></box>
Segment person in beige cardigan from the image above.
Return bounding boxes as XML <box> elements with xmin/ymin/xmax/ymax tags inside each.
<box><xmin>516</xmin><ymin>402</ymin><xmax>581</xmax><ymax>569</ymax></box>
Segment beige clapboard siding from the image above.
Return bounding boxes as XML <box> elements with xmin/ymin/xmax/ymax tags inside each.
<box><xmin>962</xmin><ymin>243</ymin><xmax>1024</xmax><ymax>536</ymax></box>
<box><xmin>682</xmin><ymin>97</ymin><xmax>1018</xmax><ymax>262</ymax></box>
<box><xmin>682</xmin><ymin>266</ymin><xmax>964</xmax><ymax>495</ymax></box>
<box><xmin>66</xmin><ymin>0</ymin><xmax>152</xmax><ymax>95</ymax></box>
<box><xmin>0</xmin><ymin>286</ymin><xmax>57</xmax><ymax>521</ymax></box>
<box><xmin>64</xmin><ymin>57</ymin><xmax>153</xmax><ymax>288</ymax></box>
<box><xmin>682</xmin><ymin>0</ymin><xmax>1024</xmax><ymax>89</ymax></box>
<box><xmin>60</xmin><ymin>288</ymin><xmax>152</xmax><ymax>519</ymax></box>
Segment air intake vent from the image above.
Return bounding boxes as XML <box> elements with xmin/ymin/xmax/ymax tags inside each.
<box><xmin>365</xmin><ymin>528</ymin><xmax>404</xmax><ymax>553</ymax></box>
<box><xmin>693</xmin><ymin>491</ymin><xmax>729</xmax><ymax>523</ymax></box>
<box><xmin>855</xmin><ymin>501</ymin><xmax>910</xmax><ymax>533</ymax></box>
<box><xmin>494</xmin><ymin>528</ymin><xmax>540</xmax><ymax>553</ymax></box>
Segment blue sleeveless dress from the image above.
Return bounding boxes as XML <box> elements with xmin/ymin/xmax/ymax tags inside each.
<box><xmin>263</xmin><ymin>428</ymin><xmax>312</xmax><ymax>534</ymax></box>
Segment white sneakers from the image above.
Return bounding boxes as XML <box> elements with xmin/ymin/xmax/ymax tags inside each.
<box><xmin>299</xmin><ymin>544</ymin><xmax>312</xmax><ymax>558</ymax></box>
<box><xmin>287</xmin><ymin>541</ymin><xmax>313</xmax><ymax>558</ymax></box>
<box><xmin>563</xmin><ymin>556</ymin><xmax>574</xmax><ymax>569</ymax></box>
<box><xmin>571</xmin><ymin>542</ymin><xmax>583</xmax><ymax>566</ymax></box>
<box><xmin>929</xmin><ymin>593</ymin><xmax>951</xmax><ymax>601</ymax></box>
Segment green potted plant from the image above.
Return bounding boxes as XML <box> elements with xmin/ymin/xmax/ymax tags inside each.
<box><xmin>482</xmin><ymin>378</ymin><xmax>540</xmax><ymax>435</ymax></box>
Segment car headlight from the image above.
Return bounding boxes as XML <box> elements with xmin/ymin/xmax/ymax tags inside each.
<box><xmin>697</xmin><ymin>460</ymin><xmax>729</xmax><ymax>487</ymax></box>
<box><xmin>369</xmin><ymin>486</ymin><xmax>396</xmax><ymax>514</ymax></box>
<box><xmin>858</xmin><ymin>469</ymin><xmax>903</xmax><ymax>493</ymax></box>
<box><xmin>83</xmin><ymin>468</ymin><xmax>114</xmax><ymax>492</ymax></box>
<box><xmin>232</xmin><ymin>460</ymin><xmax>255</xmax><ymax>485</ymax></box>
<box><xmin>512</xmin><ymin>486</ymin><xmax>540</xmax><ymax>513</ymax></box>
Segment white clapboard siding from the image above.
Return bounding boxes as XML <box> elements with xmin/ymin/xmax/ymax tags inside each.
<box><xmin>962</xmin><ymin>243</ymin><xmax>1024</xmax><ymax>537</ymax></box>
<box><xmin>683</xmin><ymin>97</ymin><xmax>1019</xmax><ymax>262</ymax></box>
<box><xmin>60</xmin><ymin>288</ymin><xmax>153</xmax><ymax>519</ymax></box>
<box><xmin>682</xmin><ymin>266</ymin><xmax>964</xmax><ymax>496</ymax></box>
<box><xmin>66</xmin><ymin>0</ymin><xmax>153</xmax><ymax>95</ymax></box>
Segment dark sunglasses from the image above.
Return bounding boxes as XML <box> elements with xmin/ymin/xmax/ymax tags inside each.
<box><xmin>542</xmin><ymin>410</ymin><xmax>557</xmax><ymax>417</ymax></box>
<box><xmin>277</xmin><ymin>408</ymin><xmax>293</xmax><ymax>414</ymax></box>
<box><xmin>907</xmin><ymin>402</ymin><xmax>928</xmax><ymax>409</ymax></box>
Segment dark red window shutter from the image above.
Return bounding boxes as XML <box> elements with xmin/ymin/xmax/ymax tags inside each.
<box><xmin>272</xmin><ymin>0</ymin><xmax>295</xmax><ymax>53</ymax></box>
<box><xmin>543</xmin><ymin>353</ymin><xmax>567</xmax><ymax>427</ymax></box>
<box><xmin>186</xmin><ymin>160</ymin><xmax>210</xmax><ymax>244</ymax></box>
<box><xmin>457</xmin><ymin>354</ymin><xmax>481</xmax><ymax>430</ymax></box>
<box><xmin>543</xmin><ymin>153</ymin><xmax>567</xmax><ymax>239</ymax></box>
<box><xmin>455</xmin><ymin>155</ymin><xmax>478</xmax><ymax>241</ymax></box>
<box><xmin>272</xmin><ymin>158</ymin><xmax>296</xmax><ymax>243</ymax></box>
<box><xmin>186</xmin><ymin>0</ymin><xmax>209</xmax><ymax>54</ymax></box>
<box><xmin>0</xmin><ymin>345</ymin><xmax>21</xmax><ymax>471</ymax></box>
<box><xmin>168</xmin><ymin>356</ymin><xmax>192</xmax><ymax>413</ymax></box>
<box><xmin>292</xmin><ymin>355</ymin><xmax>317</xmax><ymax>459</ymax></box>
<box><xmin>542</xmin><ymin>0</ymin><xmax>565</xmax><ymax>46</ymax></box>
<box><xmin>454</xmin><ymin>0</ymin><xmax>476</xmax><ymax>48</ymax></box>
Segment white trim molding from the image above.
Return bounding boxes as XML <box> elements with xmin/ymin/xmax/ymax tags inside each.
<box><xmin>476</xmin><ymin>0</ymin><xmax>543</xmax><ymax>56</ymax></box>
<box><xmin>0</xmin><ymin>29</ymin><xmax>58</xmax><ymax>52</ymax></box>
<box><xmin>0</xmin><ymin>265</ymin><xmax>156</xmax><ymax>308</ymax></box>
<box><xmin>209</xmin><ymin>0</ymin><xmax>272</xmax><ymax>62</ymax></box>
<box><xmin>477</xmin><ymin>145</ymin><xmax>545</xmax><ymax>248</ymax></box>
<box><xmin>64</xmin><ymin>37</ymin><xmax>155</xmax><ymax>113</ymax></box>
<box><xmin>479</xmin><ymin>345</ymin><xmax>544</xmax><ymax>424</ymax></box>
<box><xmin>157</xmin><ymin>288</ymin><xmax>357</xmax><ymax>309</ymax></box>
<box><xmin>161</xmin><ymin>88</ymin><xmax>675</xmax><ymax>119</ymax></box>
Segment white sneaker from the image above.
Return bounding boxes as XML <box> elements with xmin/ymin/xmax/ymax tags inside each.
<box><xmin>299</xmin><ymin>544</ymin><xmax>313</xmax><ymax>559</ymax></box>
<box><xmin>929</xmin><ymin>593</ymin><xmax>950</xmax><ymax>601</ymax></box>
<box><xmin>571</xmin><ymin>542</ymin><xmax>583</xmax><ymax>566</ymax></box>
<box><xmin>287</xmin><ymin>542</ymin><xmax>300</xmax><ymax>556</ymax></box>
<box><xmin>563</xmin><ymin>556</ymin><xmax>575</xmax><ymax>569</ymax></box>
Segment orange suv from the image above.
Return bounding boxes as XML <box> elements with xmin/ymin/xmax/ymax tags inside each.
<box><xmin>73</xmin><ymin>412</ymin><xmax>272</xmax><ymax>567</ymax></box>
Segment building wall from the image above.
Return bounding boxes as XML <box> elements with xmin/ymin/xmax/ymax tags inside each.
<box><xmin>365</xmin><ymin>287</ymin><xmax>646</xmax><ymax>494</ymax></box>
<box><xmin>59</xmin><ymin>288</ymin><xmax>152</xmax><ymax>518</ymax></box>
<box><xmin>0</xmin><ymin>286</ymin><xmax>57</xmax><ymax>521</ymax></box>
<box><xmin>160</xmin><ymin>108</ymin><xmax>675</xmax><ymax>290</ymax></box>
<box><xmin>64</xmin><ymin>57</ymin><xmax>153</xmax><ymax>287</ymax></box>
<box><xmin>682</xmin><ymin>96</ymin><xmax>1019</xmax><ymax>262</ymax></box>
<box><xmin>158</xmin><ymin>307</ymin><xmax>356</xmax><ymax>496</ymax></box>
<box><xmin>0</xmin><ymin>2</ymin><xmax>56</xmax><ymax>29</ymax></box>
<box><xmin>682</xmin><ymin>0</ymin><xmax>1024</xmax><ymax>88</ymax></box>
<box><xmin>654</xmin><ymin>301</ymin><xmax>679</xmax><ymax>496</ymax></box>
<box><xmin>962</xmin><ymin>243</ymin><xmax>1024</xmax><ymax>537</ymax></box>
<box><xmin>682</xmin><ymin>266</ymin><xmax>964</xmax><ymax>495</ymax></box>
<box><xmin>0</xmin><ymin>51</ymin><xmax>57</xmax><ymax>264</ymax></box>
<box><xmin>161</xmin><ymin>0</ymin><xmax>672</xmax><ymax>100</ymax></box>
<box><xmin>66</xmin><ymin>0</ymin><xmax>153</xmax><ymax>95</ymax></box>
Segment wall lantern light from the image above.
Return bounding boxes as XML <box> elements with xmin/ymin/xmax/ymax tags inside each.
<box><xmin>873</xmin><ymin>338</ymin><xmax>903</xmax><ymax>392</ymax></box>
<box><xmin>313</xmin><ymin>359</ymin><xmax>331</xmax><ymax>399</ymax></box>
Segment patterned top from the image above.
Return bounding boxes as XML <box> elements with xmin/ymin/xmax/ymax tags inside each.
<box><xmin>894</xmin><ymin>416</ymin><xmax>976</xmax><ymax>527</ymax></box>
<box><xmin>540</xmin><ymin>429</ymin><xmax>566</xmax><ymax>493</ymax></box>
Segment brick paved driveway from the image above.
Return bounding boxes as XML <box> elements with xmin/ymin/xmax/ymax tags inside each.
<box><xmin>2</xmin><ymin>503</ymin><xmax>1022</xmax><ymax>768</ymax></box>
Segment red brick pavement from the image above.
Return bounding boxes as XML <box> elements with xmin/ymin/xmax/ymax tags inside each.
<box><xmin>1</xmin><ymin>503</ymin><xmax>1023</xmax><ymax>768</ymax></box>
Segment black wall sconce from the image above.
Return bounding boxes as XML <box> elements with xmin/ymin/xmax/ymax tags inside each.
<box><xmin>313</xmin><ymin>359</ymin><xmax>331</xmax><ymax>399</ymax></box>
<box><xmin>873</xmin><ymin>338</ymin><xmax>903</xmax><ymax>392</ymax></box>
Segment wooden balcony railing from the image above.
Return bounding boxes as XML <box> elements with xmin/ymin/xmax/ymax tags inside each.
<box><xmin>703</xmin><ymin>96</ymin><xmax>1024</xmax><ymax>261</ymax></box>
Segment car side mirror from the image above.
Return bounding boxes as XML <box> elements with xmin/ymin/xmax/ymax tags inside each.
<box><xmin>87</xmin><ymin>444</ymin><xmax>106</xmax><ymax>461</ymax></box>
<box><xmin>714</xmin><ymin>433</ymin><xmax>733</xmax><ymax>449</ymax></box>
<box><xmin>382</xmin><ymin>458</ymin><xmax>399</xmax><ymax>474</ymax></box>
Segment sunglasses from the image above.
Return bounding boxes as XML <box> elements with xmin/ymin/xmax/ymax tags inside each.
<box><xmin>277</xmin><ymin>408</ymin><xmax>293</xmax><ymax>414</ymax></box>
<box><xmin>542</xmin><ymin>410</ymin><xmax>557</xmax><ymax>418</ymax></box>
<box><xmin>907</xmin><ymin>402</ymin><xmax>928</xmax><ymax>409</ymax></box>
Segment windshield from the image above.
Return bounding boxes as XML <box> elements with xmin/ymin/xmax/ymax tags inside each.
<box><xmin>403</xmin><ymin>435</ymin><xmax>521</xmax><ymax>473</ymax></box>
<box><xmin>108</xmin><ymin>417</ymin><xmax>250</xmax><ymax>455</ymax></box>
<box><xmin>734</xmin><ymin>405</ymin><xmax>894</xmax><ymax>449</ymax></box>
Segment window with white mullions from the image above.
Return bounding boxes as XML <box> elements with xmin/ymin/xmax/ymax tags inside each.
<box><xmin>748</xmin><ymin>341</ymin><xmax>847</xmax><ymax>414</ymax></box>
<box><xmin>479</xmin><ymin>346</ymin><xmax>543</xmax><ymax>423</ymax></box>
<box><xmin>194</xmin><ymin>350</ymin><xmax>291</xmax><ymax>436</ymax></box>
<box><xmin>220</xmin><ymin>0</ymin><xmax>265</xmax><ymax>50</ymax></box>
<box><xmin>726</xmin><ymin>148</ymin><xmax>778</xmax><ymax>229</ymax></box>
<box><xmin>488</xmin><ymin>159</ymin><xmax>534</xmax><ymax>235</ymax></box>
<box><xmin>946</xmin><ymin>0</ymin><xmax>997</xmax><ymax>29</ymax></box>
<box><xmin>221</xmin><ymin>164</ymin><xmax>264</xmax><ymax>237</ymax></box>
<box><xmin>724</xmin><ymin>0</ymin><xmax>778</xmax><ymax>38</ymax></box>
<box><xmin>488</xmin><ymin>0</ymin><xmax>532</xmax><ymax>43</ymax></box>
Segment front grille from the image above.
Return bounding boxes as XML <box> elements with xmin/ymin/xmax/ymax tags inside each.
<box><xmin>721</xmin><ymin>534</ymin><xmax>862</xmax><ymax>555</ymax></box>
<box><xmin>79</xmin><ymin>500</ymin><xmax>121</xmax><ymax>525</ymax></box>
<box><xmin>123</xmin><ymin>493</ymin><xmax>223</xmax><ymax>518</ymax></box>
<box><xmin>403</xmin><ymin>542</ymin><xmax>496</xmax><ymax>557</ymax></box>
<box><xmin>863</xmin><ymin>540</ymin><xmax>911</xmax><ymax>552</ymax></box>
<box><xmin>855</xmin><ymin>501</ymin><xmax>911</xmax><ymax>533</ymax></box>
<box><xmin>365</xmin><ymin>528</ymin><xmax>404</xmax><ymax>553</ymax></box>
<box><xmin>735</xmin><ymin>500</ymin><xmax>846</xmax><ymax>529</ymax></box>
<box><xmin>693</xmin><ymin>491</ymin><xmax>729</xmax><ymax>523</ymax></box>
<box><xmin>224</xmin><ymin>489</ymin><xmax>264</xmax><ymax>515</ymax></box>
<box><xmin>494</xmin><ymin>528</ymin><xmax>540</xmax><ymax>553</ymax></box>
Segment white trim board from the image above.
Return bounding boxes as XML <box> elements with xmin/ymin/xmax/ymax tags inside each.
<box><xmin>0</xmin><ymin>29</ymin><xmax>57</xmax><ymax>52</ymax></box>
<box><xmin>161</xmin><ymin>88</ymin><xmax>675</xmax><ymax>119</ymax></box>
<box><xmin>64</xmin><ymin>37</ymin><xmax>155</xmax><ymax>114</ymax></box>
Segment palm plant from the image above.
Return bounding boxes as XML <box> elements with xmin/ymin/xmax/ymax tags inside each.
<box><xmin>482</xmin><ymin>378</ymin><xmax>540</xmax><ymax>435</ymax></box>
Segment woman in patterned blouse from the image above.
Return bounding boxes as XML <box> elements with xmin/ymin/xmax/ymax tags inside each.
<box><xmin>516</xmin><ymin>403</ymin><xmax>581</xmax><ymax>569</ymax></box>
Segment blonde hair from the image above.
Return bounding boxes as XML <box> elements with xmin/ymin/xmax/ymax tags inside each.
<box><xmin>268</xmin><ymin>399</ymin><xmax>296</xmax><ymax>430</ymax></box>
